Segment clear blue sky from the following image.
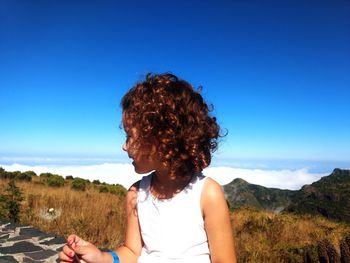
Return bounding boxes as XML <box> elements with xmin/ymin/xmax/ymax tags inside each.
<box><xmin>1</xmin><ymin>0</ymin><xmax>349</xmax><ymax>169</ymax></box>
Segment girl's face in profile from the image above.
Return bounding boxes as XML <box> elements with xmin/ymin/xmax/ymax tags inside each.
<box><xmin>122</xmin><ymin>114</ymin><xmax>160</xmax><ymax>174</ymax></box>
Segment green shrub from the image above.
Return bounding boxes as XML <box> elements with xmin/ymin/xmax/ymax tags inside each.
<box><xmin>0</xmin><ymin>167</ymin><xmax>6</xmax><ymax>179</ymax></box>
<box><xmin>46</xmin><ymin>175</ymin><xmax>65</xmax><ymax>187</ymax></box>
<box><xmin>71</xmin><ymin>178</ymin><xmax>87</xmax><ymax>191</ymax></box>
<box><xmin>0</xmin><ymin>168</ymin><xmax>36</xmax><ymax>181</ymax></box>
<box><xmin>108</xmin><ymin>184</ymin><xmax>127</xmax><ymax>197</ymax></box>
<box><xmin>40</xmin><ymin>172</ymin><xmax>53</xmax><ymax>178</ymax></box>
<box><xmin>66</xmin><ymin>175</ymin><xmax>74</xmax><ymax>180</ymax></box>
<box><xmin>99</xmin><ymin>184</ymin><xmax>127</xmax><ymax>196</ymax></box>
<box><xmin>38</xmin><ymin>172</ymin><xmax>65</xmax><ymax>187</ymax></box>
<box><xmin>0</xmin><ymin>194</ymin><xmax>6</xmax><ymax>218</ymax></box>
<box><xmin>99</xmin><ymin>185</ymin><xmax>109</xmax><ymax>193</ymax></box>
<box><xmin>16</xmin><ymin>171</ymin><xmax>36</xmax><ymax>181</ymax></box>
<box><xmin>93</xmin><ymin>179</ymin><xmax>101</xmax><ymax>185</ymax></box>
<box><xmin>0</xmin><ymin>171</ymin><xmax>18</xmax><ymax>180</ymax></box>
<box><xmin>0</xmin><ymin>179</ymin><xmax>23</xmax><ymax>222</ymax></box>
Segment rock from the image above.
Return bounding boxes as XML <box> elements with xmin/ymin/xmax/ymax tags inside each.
<box><xmin>0</xmin><ymin>219</ymin><xmax>65</xmax><ymax>262</ymax></box>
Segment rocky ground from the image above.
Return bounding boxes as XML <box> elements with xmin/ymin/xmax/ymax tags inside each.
<box><xmin>0</xmin><ymin>218</ymin><xmax>65</xmax><ymax>263</ymax></box>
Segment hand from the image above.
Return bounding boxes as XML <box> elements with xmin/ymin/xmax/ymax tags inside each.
<box><xmin>59</xmin><ymin>235</ymin><xmax>103</xmax><ymax>263</ymax></box>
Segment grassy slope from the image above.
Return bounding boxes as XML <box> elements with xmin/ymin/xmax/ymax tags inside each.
<box><xmin>0</xmin><ymin>177</ymin><xmax>126</xmax><ymax>248</ymax></box>
<box><xmin>1</xmin><ymin>177</ymin><xmax>350</xmax><ymax>262</ymax></box>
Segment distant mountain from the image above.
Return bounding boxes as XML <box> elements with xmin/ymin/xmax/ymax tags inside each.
<box><xmin>224</xmin><ymin>168</ymin><xmax>350</xmax><ymax>223</ymax></box>
<box><xmin>285</xmin><ymin>168</ymin><xmax>350</xmax><ymax>223</ymax></box>
<box><xmin>224</xmin><ymin>178</ymin><xmax>297</xmax><ymax>212</ymax></box>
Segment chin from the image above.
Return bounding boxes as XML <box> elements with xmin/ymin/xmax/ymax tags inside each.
<box><xmin>134</xmin><ymin>167</ymin><xmax>154</xmax><ymax>175</ymax></box>
<box><xmin>135</xmin><ymin>169</ymin><xmax>151</xmax><ymax>175</ymax></box>
<box><xmin>132</xmin><ymin>164</ymin><xmax>144</xmax><ymax>174</ymax></box>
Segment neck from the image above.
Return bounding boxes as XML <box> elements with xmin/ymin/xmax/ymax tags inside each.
<box><xmin>151</xmin><ymin>170</ymin><xmax>192</xmax><ymax>199</ymax></box>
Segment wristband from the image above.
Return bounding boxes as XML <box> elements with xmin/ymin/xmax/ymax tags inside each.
<box><xmin>107</xmin><ymin>251</ymin><xmax>120</xmax><ymax>263</ymax></box>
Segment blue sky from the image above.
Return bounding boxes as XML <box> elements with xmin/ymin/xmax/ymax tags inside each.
<box><xmin>1</xmin><ymin>0</ymin><xmax>349</xmax><ymax>173</ymax></box>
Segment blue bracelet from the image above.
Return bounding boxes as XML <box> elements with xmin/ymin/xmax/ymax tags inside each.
<box><xmin>107</xmin><ymin>251</ymin><xmax>120</xmax><ymax>263</ymax></box>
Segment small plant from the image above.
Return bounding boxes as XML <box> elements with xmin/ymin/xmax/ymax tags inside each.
<box><xmin>304</xmin><ymin>244</ymin><xmax>318</xmax><ymax>263</ymax></box>
<box><xmin>0</xmin><ymin>179</ymin><xmax>24</xmax><ymax>222</ymax></box>
<box><xmin>340</xmin><ymin>236</ymin><xmax>350</xmax><ymax>263</ymax></box>
<box><xmin>317</xmin><ymin>239</ymin><xmax>340</xmax><ymax>263</ymax></box>
<box><xmin>40</xmin><ymin>207</ymin><xmax>62</xmax><ymax>222</ymax></box>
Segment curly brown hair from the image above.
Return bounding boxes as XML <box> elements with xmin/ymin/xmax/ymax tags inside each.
<box><xmin>121</xmin><ymin>73</ymin><xmax>222</xmax><ymax>177</ymax></box>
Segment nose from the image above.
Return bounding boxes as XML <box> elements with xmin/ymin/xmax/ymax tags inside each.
<box><xmin>122</xmin><ymin>142</ymin><xmax>128</xmax><ymax>152</ymax></box>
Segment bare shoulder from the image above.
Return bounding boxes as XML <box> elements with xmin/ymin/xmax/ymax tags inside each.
<box><xmin>126</xmin><ymin>180</ymin><xmax>140</xmax><ymax>209</ymax></box>
<box><xmin>128</xmin><ymin>180</ymin><xmax>140</xmax><ymax>192</ymax></box>
<box><xmin>201</xmin><ymin>177</ymin><xmax>227</xmax><ymax>214</ymax></box>
<box><xmin>202</xmin><ymin>177</ymin><xmax>225</xmax><ymax>200</ymax></box>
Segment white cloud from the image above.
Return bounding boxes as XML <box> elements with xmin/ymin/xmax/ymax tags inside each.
<box><xmin>204</xmin><ymin>166</ymin><xmax>328</xmax><ymax>190</ymax></box>
<box><xmin>1</xmin><ymin>163</ymin><xmax>329</xmax><ymax>190</ymax></box>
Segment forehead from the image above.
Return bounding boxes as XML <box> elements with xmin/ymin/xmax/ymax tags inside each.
<box><xmin>122</xmin><ymin>111</ymin><xmax>137</xmax><ymax>134</ymax></box>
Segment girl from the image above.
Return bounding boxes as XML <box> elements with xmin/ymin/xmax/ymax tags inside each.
<box><xmin>59</xmin><ymin>73</ymin><xmax>237</xmax><ymax>263</ymax></box>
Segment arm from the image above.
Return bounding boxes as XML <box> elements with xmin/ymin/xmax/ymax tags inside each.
<box><xmin>116</xmin><ymin>181</ymin><xmax>143</xmax><ymax>263</ymax></box>
<box><xmin>59</xmin><ymin>182</ymin><xmax>142</xmax><ymax>263</ymax></box>
<box><xmin>201</xmin><ymin>178</ymin><xmax>237</xmax><ymax>263</ymax></box>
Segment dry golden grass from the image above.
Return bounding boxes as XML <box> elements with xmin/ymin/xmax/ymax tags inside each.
<box><xmin>0</xmin><ymin>177</ymin><xmax>126</xmax><ymax>249</ymax></box>
<box><xmin>232</xmin><ymin>207</ymin><xmax>350</xmax><ymax>262</ymax></box>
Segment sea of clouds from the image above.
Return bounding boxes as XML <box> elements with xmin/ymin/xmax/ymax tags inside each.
<box><xmin>0</xmin><ymin>162</ymin><xmax>331</xmax><ymax>190</ymax></box>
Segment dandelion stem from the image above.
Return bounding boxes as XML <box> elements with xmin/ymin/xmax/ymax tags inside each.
<box><xmin>54</xmin><ymin>220</ymin><xmax>81</xmax><ymax>263</ymax></box>
<box><xmin>47</xmin><ymin>209</ymin><xmax>81</xmax><ymax>263</ymax></box>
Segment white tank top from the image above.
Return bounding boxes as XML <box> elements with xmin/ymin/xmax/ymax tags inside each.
<box><xmin>137</xmin><ymin>173</ymin><xmax>211</xmax><ymax>263</ymax></box>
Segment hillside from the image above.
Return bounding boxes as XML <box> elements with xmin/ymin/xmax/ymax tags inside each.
<box><xmin>224</xmin><ymin>178</ymin><xmax>297</xmax><ymax>212</ymax></box>
<box><xmin>285</xmin><ymin>168</ymin><xmax>350</xmax><ymax>223</ymax></box>
<box><xmin>224</xmin><ymin>168</ymin><xmax>350</xmax><ymax>224</ymax></box>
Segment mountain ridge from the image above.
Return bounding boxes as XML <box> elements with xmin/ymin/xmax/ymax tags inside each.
<box><xmin>224</xmin><ymin>168</ymin><xmax>350</xmax><ymax>223</ymax></box>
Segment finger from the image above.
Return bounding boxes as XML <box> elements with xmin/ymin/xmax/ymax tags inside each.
<box><xmin>59</xmin><ymin>250</ymin><xmax>74</xmax><ymax>262</ymax></box>
<box><xmin>67</xmin><ymin>234</ymin><xmax>78</xmax><ymax>243</ymax></box>
<box><xmin>67</xmin><ymin>234</ymin><xmax>81</xmax><ymax>245</ymax></box>
<box><xmin>63</xmin><ymin>245</ymin><xmax>74</xmax><ymax>256</ymax></box>
<box><xmin>68</xmin><ymin>235</ymin><xmax>88</xmax><ymax>248</ymax></box>
<box><xmin>67</xmin><ymin>235</ymin><xmax>80</xmax><ymax>250</ymax></box>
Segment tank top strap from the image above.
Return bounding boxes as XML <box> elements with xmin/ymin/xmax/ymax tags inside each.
<box><xmin>190</xmin><ymin>173</ymin><xmax>209</xmax><ymax>204</ymax></box>
<box><xmin>137</xmin><ymin>173</ymin><xmax>152</xmax><ymax>203</ymax></box>
<box><xmin>139</xmin><ymin>173</ymin><xmax>152</xmax><ymax>190</ymax></box>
